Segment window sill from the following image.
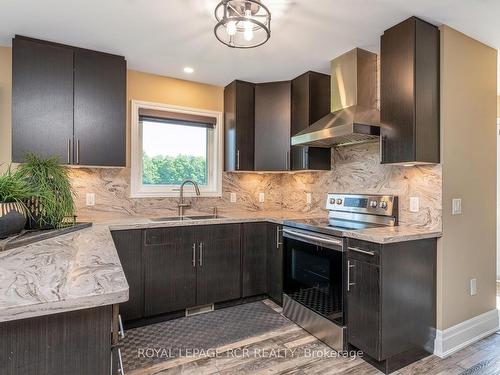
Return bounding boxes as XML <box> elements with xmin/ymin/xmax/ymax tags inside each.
<box><xmin>129</xmin><ymin>191</ymin><xmax>222</xmax><ymax>199</ymax></box>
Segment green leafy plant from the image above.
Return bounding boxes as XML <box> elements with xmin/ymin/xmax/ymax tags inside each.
<box><xmin>17</xmin><ymin>154</ymin><xmax>76</xmax><ymax>228</ymax></box>
<box><xmin>0</xmin><ymin>168</ymin><xmax>34</xmax><ymax>204</ymax></box>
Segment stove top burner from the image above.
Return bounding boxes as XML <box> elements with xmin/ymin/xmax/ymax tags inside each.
<box><xmin>284</xmin><ymin>193</ymin><xmax>398</xmax><ymax>237</ymax></box>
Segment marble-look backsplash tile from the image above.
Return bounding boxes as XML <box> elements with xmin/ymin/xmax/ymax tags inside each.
<box><xmin>70</xmin><ymin>142</ymin><xmax>441</xmax><ymax>228</ymax></box>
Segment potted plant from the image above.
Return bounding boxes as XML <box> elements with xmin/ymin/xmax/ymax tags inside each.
<box><xmin>18</xmin><ymin>154</ymin><xmax>76</xmax><ymax>229</ymax></box>
<box><xmin>0</xmin><ymin>168</ymin><xmax>32</xmax><ymax>238</ymax></box>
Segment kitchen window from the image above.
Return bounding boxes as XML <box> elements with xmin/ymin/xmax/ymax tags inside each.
<box><xmin>130</xmin><ymin>101</ymin><xmax>223</xmax><ymax>197</ymax></box>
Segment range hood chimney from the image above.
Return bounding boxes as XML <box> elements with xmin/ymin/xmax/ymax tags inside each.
<box><xmin>291</xmin><ymin>48</ymin><xmax>380</xmax><ymax>147</ymax></box>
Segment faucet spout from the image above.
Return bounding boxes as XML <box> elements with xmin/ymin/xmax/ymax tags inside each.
<box><xmin>178</xmin><ymin>179</ymin><xmax>201</xmax><ymax>216</ymax></box>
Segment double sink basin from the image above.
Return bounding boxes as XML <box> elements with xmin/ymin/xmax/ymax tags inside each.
<box><xmin>150</xmin><ymin>214</ymin><xmax>225</xmax><ymax>222</ymax></box>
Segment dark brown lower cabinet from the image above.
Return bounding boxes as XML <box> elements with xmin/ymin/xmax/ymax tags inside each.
<box><xmin>111</xmin><ymin>229</ymin><xmax>144</xmax><ymax>321</ymax></box>
<box><xmin>242</xmin><ymin>222</ymin><xmax>268</xmax><ymax>297</ymax></box>
<box><xmin>267</xmin><ymin>223</ymin><xmax>283</xmax><ymax>304</ymax></box>
<box><xmin>347</xmin><ymin>238</ymin><xmax>436</xmax><ymax>374</ymax></box>
<box><xmin>143</xmin><ymin>226</ymin><xmax>197</xmax><ymax>316</ymax></box>
<box><xmin>346</xmin><ymin>258</ymin><xmax>380</xmax><ymax>357</ymax></box>
<box><xmin>195</xmin><ymin>224</ymin><xmax>242</xmax><ymax>305</ymax></box>
<box><xmin>0</xmin><ymin>306</ymin><xmax>112</xmax><ymax>375</ymax></box>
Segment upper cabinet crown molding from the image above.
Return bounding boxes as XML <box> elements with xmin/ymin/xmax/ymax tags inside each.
<box><xmin>12</xmin><ymin>35</ymin><xmax>126</xmax><ymax>167</ymax></box>
<box><xmin>380</xmin><ymin>17</ymin><xmax>440</xmax><ymax>165</ymax></box>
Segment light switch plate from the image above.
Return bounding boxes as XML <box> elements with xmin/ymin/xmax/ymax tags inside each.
<box><xmin>259</xmin><ymin>192</ymin><xmax>265</xmax><ymax>203</ymax></box>
<box><xmin>230</xmin><ymin>192</ymin><xmax>237</xmax><ymax>203</ymax></box>
<box><xmin>306</xmin><ymin>192</ymin><xmax>312</xmax><ymax>205</ymax></box>
<box><xmin>409</xmin><ymin>197</ymin><xmax>420</xmax><ymax>212</ymax></box>
<box><xmin>470</xmin><ymin>278</ymin><xmax>477</xmax><ymax>296</ymax></box>
<box><xmin>86</xmin><ymin>193</ymin><xmax>96</xmax><ymax>206</ymax></box>
<box><xmin>452</xmin><ymin>198</ymin><xmax>462</xmax><ymax>215</ymax></box>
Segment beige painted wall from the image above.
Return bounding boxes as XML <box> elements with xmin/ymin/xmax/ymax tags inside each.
<box><xmin>0</xmin><ymin>46</ymin><xmax>11</xmax><ymax>173</ymax></box>
<box><xmin>438</xmin><ymin>26</ymin><xmax>497</xmax><ymax>330</ymax></box>
<box><xmin>125</xmin><ymin>70</ymin><xmax>223</xmax><ymax>166</ymax></box>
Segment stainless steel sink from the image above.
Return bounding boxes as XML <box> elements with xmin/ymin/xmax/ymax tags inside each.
<box><xmin>150</xmin><ymin>215</ymin><xmax>224</xmax><ymax>222</ymax></box>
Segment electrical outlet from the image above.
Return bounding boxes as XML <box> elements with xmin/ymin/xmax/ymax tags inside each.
<box><xmin>470</xmin><ymin>278</ymin><xmax>477</xmax><ymax>296</ymax></box>
<box><xmin>86</xmin><ymin>193</ymin><xmax>95</xmax><ymax>206</ymax></box>
<box><xmin>259</xmin><ymin>192</ymin><xmax>265</xmax><ymax>203</ymax></box>
<box><xmin>409</xmin><ymin>197</ymin><xmax>420</xmax><ymax>213</ymax></box>
<box><xmin>452</xmin><ymin>198</ymin><xmax>462</xmax><ymax>215</ymax></box>
<box><xmin>230</xmin><ymin>192</ymin><xmax>237</xmax><ymax>203</ymax></box>
<box><xmin>306</xmin><ymin>192</ymin><xmax>312</xmax><ymax>205</ymax></box>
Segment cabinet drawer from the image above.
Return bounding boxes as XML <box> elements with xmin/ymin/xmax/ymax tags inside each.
<box><xmin>347</xmin><ymin>238</ymin><xmax>380</xmax><ymax>265</ymax></box>
<box><xmin>144</xmin><ymin>227</ymin><xmax>193</xmax><ymax>246</ymax></box>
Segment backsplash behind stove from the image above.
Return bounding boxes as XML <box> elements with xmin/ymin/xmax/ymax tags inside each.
<box><xmin>70</xmin><ymin>142</ymin><xmax>442</xmax><ymax>228</ymax></box>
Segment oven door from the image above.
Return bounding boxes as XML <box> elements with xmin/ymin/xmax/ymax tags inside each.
<box><xmin>283</xmin><ymin>227</ymin><xmax>345</xmax><ymax>326</ymax></box>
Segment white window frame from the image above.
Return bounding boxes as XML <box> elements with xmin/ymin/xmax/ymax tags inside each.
<box><xmin>130</xmin><ymin>100</ymin><xmax>223</xmax><ymax>198</ymax></box>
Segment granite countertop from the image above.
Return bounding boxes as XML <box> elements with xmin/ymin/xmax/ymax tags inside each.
<box><xmin>0</xmin><ymin>210</ymin><xmax>441</xmax><ymax>323</ymax></box>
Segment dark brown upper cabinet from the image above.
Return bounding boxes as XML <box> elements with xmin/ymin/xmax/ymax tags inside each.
<box><xmin>254</xmin><ymin>81</ymin><xmax>291</xmax><ymax>171</ymax></box>
<box><xmin>224</xmin><ymin>80</ymin><xmax>255</xmax><ymax>171</ymax></box>
<box><xmin>380</xmin><ymin>17</ymin><xmax>440</xmax><ymax>165</ymax></box>
<box><xmin>290</xmin><ymin>71</ymin><xmax>331</xmax><ymax>170</ymax></box>
<box><xmin>74</xmin><ymin>49</ymin><xmax>126</xmax><ymax>166</ymax></box>
<box><xmin>12</xmin><ymin>37</ymin><xmax>74</xmax><ymax>164</ymax></box>
<box><xmin>12</xmin><ymin>36</ymin><xmax>126</xmax><ymax>166</ymax></box>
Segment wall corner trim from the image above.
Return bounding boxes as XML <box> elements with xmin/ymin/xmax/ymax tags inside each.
<box><xmin>434</xmin><ymin>309</ymin><xmax>499</xmax><ymax>358</ymax></box>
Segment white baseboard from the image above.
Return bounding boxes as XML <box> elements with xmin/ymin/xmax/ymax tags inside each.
<box><xmin>434</xmin><ymin>309</ymin><xmax>500</xmax><ymax>358</ymax></box>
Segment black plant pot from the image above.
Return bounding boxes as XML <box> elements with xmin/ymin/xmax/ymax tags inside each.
<box><xmin>0</xmin><ymin>202</ymin><xmax>27</xmax><ymax>239</ymax></box>
<box><xmin>24</xmin><ymin>197</ymin><xmax>55</xmax><ymax>230</ymax></box>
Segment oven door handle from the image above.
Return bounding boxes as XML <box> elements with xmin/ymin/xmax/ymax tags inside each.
<box><xmin>283</xmin><ymin>228</ymin><xmax>343</xmax><ymax>248</ymax></box>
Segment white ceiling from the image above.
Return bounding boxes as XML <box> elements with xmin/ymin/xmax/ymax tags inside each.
<box><xmin>0</xmin><ymin>0</ymin><xmax>499</xmax><ymax>89</ymax></box>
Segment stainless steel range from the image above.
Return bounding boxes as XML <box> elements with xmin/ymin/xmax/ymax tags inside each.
<box><xmin>282</xmin><ymin>193</ymin><xmax>398</xmax><ymax>352</ymax></box>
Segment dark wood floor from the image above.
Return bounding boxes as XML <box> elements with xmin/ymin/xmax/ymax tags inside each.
<box><xmin>130</xmin><ymin>300</ymin><xmax>500</xmax><ymax>375</ymax></box>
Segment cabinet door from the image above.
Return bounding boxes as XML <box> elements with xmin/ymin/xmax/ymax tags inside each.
<box><xmin>196</xmin><ymin>224</ymin><xmax>241</xmax><ymax>305</ymax></box>
<box><xmin>143</xmin><ymin>227</ymin><xmax>196</xmax><ymax>316</ymax></box>
<box><xmin>290</xmin><ymin>72</ymin><xmax>331</xmax><ymax>171</ymax></box>
<box><xmin>12</xmin><ymin>37</ymin><xmax>74</xmax><ymax>164</ymax></box>
<box><xmin>111</xmin><ymin>230</ymin><xmax>144</xmax><ymax>321</ymax></box>
<box><xmin>267</xmin><ymin>223</ymin><xmax>283</xmax><ymax>304</ymax></box>
<box><xmin>347</xmin><ymin>258</ymin><xmax>381</xmax><ymax>360</ymax></box>
<box><xmin>224</xmin><ymin>80</ymin><xmax>255</xmax><ymax>171</ymax></box>
<box><xmin>254</xmin><ymin>81</ymin><xmax>291</xmax><ymax>171</ymax></box>
<box><xmin>241</xmin><ymin>222</ymin><xmax>267</xmax><ymax>297</ymax></box>
<box><xmin>74</xmin><ymin>50</ymin><xmax>126</xmax><ymax>166</ymax></box>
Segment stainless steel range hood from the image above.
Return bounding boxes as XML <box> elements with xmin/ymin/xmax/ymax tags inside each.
<box><xmin>291</xmin><ymin>48</ymin><xmax>380</xmax><ymax>147</ymax></box>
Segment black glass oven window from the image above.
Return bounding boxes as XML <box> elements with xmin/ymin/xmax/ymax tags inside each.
<box><xmin>284</xmin><ymin>238</ymin><xmax>344</xmax><ymax>325</ymax></box>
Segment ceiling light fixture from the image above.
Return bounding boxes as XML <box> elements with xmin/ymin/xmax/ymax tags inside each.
<box><xmin>214</xmin><ymin>0</ymin><xmax>271</xmax><ymax>48</ymax></box>
<box><xmin>183</xmin><ymin>67</ymin><xmax>194</xmax><ymax>73</ymax></box>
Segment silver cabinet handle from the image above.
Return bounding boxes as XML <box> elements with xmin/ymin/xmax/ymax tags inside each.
<box><xmin>276</xmin><ymin>227</ymin><xmax>282</xmax><ymax>248</ymax></box>
<box><xmin>192</xmin><ymin>243</ymin><xmax>196</xmax><ymax>267</ymax></box>
<box><xmin>118</xmin><ymin>314</ymin><xmax>125</xmax><ymax>339</ymax></box>
<box><xmin>303</xmin><ymin>148</ymin><xmax>307</xmax><ymax>170</ymax></box>
<box><xmin>348</xmin><ymin>246</ymin><xmax>375</xmax><ymax>256</ymax></box>
<box><xmin>117</xmin><ymin>347</ymin><xmax>125</xmax><ymax>375</ymax></box>
<box><xmin>199</xmin><ymin>242</ymin><xmax>203</xmax><ymax>266</ymax></box>
<box><xmin>285</xmin><ymin>150</ymin><xmax>290</xmax><ymax>170</ymax></box>
<box><xmin>236</xmin><ymin>149</ymin><xmax>240</xmax><ymax>170</ymax></box>
<box><xmin>67</xmin><ymin>139</ymin><xmax>72</xmax><ymax>164</ymax></box>
<box><xmin>347</xmin><ymin>260</ymin><xmax>355</xmax><ymax>291</ymax></box>
<box><xmin>76</xmin><ymin>139</ymin><xmax>80</xmax><ymax>164</ymax></box>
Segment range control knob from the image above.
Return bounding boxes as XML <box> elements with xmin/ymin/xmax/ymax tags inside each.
<box><xmin>370</xmin><ymin>200</ymin><xmax>378</xmax><ymax>208</ymax></box>
<box><xmin>379</xmin><ymin>201</ymin><xmax>388</xmax><ymax>209</ymax></box>
<box><xmin>329</xmin><ymin>198</ymin><xmax>335</xmax><ymax>204</ymax></box>
<box><xmin>336</xmin><ymin>199</ymin><xmax>343</xmax><ymax>205</ymax></box>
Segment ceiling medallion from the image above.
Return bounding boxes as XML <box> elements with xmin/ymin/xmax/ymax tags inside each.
<box><xmin>214</xmin><ymin>0</ymin><xmax>271</xmax><ymax>48</ymax></box>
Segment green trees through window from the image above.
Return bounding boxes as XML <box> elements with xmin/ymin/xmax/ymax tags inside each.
<box><xmin>142</xmin><ymin>152</ymin><xmax>207</xmax><ymax>186</ymax></box>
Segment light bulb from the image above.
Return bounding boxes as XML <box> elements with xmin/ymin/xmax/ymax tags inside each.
<box><xmin>244</xmin><ymin>27</ymin><xmax>254</xmax><ymax>41</ymax></box>
<box><xmin>226</xmin><ymin>21</ymin><xmax>236</xmax><ymax>36</ymax></box>
<box><xmin>244</xmin><ymin>9</ymin><xmax>254</xmax><ymax>41</ymax></box>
